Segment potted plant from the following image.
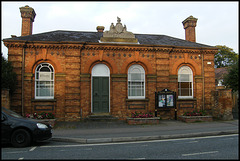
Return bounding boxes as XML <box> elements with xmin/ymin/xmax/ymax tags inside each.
<box><xmin>25</xmin><ymin>112</ymin><xmax>56</xmax><ymax>127</ymax></box>
<box><xmin>178</xmin><ymin>110</ymin><xmax>213</xmax><ymax>123</ymax></box>
<box><xmin>127</xmin><ymin>111</ymin><xmax>160</xmax><ymax>125</ymax></box>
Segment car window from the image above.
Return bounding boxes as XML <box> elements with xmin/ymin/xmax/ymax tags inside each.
<box><xmin>2</xmin><ymin>107</ymin><xmax>24</xmax><ymax>119</ymax></box>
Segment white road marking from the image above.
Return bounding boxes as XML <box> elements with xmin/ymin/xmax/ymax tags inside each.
<box><xmin>182</xmin><ymin>151</ymin><xmax>219</xmax><ymax>156</ymax></box>
<box><xmin>187</xmin><ymin>141</ymin><xmax>198</xmax><ymax>143</ymax></box>
<box><xmin>29</xmin><ymin>147</ymin><xmax>37</xmax><ymax>151</ymax></box>
<box><xmin>18</xmin><ymin>157</ymin><xmax>24</xmax><ymax>160</ymax></box>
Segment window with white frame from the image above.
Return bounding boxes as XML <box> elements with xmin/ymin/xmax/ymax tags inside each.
<box><xmin>128</xmin><ymin>64</ymin><xmax>145</xmax><ymax>99</ymax></box>
<box><xmin>178</xmin><ymin>66</ymin><xmax>193</xmax><ymax>98</ymax></box>
<box><xmin>35</xmin><ymin>63</ymin><xmax>54</xmax><ymax>99</ymax></box>
<box><xmin>218</xmin><ymin>79</ymin><xmax>224</xmax><ymax>86</ymax></box>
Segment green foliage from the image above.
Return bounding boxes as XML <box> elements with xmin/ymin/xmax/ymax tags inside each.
<box><xmin>214</xmin><ymin>45</ymin><xmax>238</xmax><ymax>68</ymax></box>
<box><xmin>25</xmin><ymin>112</ymin><xmax>55</xmax><ymax>119</ymax></box>
<box><xmin>1</xmin><ymin>53</ymin><xmax>17</xmax><ymax>95</ymax></box>
<box><xmin>223</xmin><ymin>61</ymin><xmax>239</xmax><ymax>91</ymax></box>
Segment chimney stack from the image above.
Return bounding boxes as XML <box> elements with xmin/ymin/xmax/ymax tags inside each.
<box><xmin>20</xmin><ymin>5</ymin><xmax>36</xmax><ymax>36</ymax></box>
<box><xmin>96</xmin><ymin>26</ymin><xmax>105</xmax><ymax>32</ymax></box>
<box><xmin>182</xmin><ymin>15</ymin><xmax>198</xmax><ymax>42</ymax></box>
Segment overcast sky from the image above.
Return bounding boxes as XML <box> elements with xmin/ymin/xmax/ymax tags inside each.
<box><xmin>1</xmin><ymin>1</ymin><xmax>239</xmax><ymax>59</ymax></box>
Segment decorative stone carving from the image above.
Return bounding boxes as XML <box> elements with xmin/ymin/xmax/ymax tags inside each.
<box><xmin>100</xmin><ymin>17</ymin><xmax>138</xmax><ymax>43</ymax></box>
<box><xmin>19</xmin><ymin>5</ymin><xmax>36</xmax><ymax>21</ymax></box>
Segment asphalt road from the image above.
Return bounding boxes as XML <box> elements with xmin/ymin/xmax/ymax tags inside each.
<box><xmin>1</xmin><ymin>134</ymin><xmax>238</xmax><ymax>160</ymax></box>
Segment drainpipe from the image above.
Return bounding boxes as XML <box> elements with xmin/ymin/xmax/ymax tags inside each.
<box><xmin>79</xmin><ymin>42</ymin><xmax>86</xmax><ymax>120</ymax></box>
<box><xmin>202</xmin><ymin>51</ymin><xmax>205</xmax><ymax>111</ymax></box>
<box><xmin>22</xmin><ymin>43</ymin><xmax>27</xmax><ymax>116</ymax></box>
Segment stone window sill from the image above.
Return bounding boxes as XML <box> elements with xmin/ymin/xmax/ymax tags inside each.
<box><xmin>31</xmin><ymin>99</ymin><xmax>56</xmax><ymax>102</ymax></box>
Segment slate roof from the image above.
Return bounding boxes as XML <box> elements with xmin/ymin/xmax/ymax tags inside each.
<box><xmin>3</xmin><ymin>30</ymin><xmax>214</xmax><ymax>48</ymax></box>
<box><xmin>215</xmin><ymin>67</ymin><xmax>229</xmax><ymax>79</ymax></box>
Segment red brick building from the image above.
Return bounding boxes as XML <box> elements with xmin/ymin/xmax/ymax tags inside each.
<box><xmin>3</xmin><ymin>5</ymin><xmax>218</xmax><ymax>121</ymax></box>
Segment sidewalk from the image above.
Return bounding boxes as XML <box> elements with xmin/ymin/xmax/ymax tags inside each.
<box><xmin>51</xmin><ymin>119</ymin><xmax>238</xmax><ymax>144</ymax></box>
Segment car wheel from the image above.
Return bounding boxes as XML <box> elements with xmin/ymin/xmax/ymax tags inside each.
<box><xmin>11</xmin><ymin>129</ymin><xmax>32</xmax><ymax>148</ymax></box>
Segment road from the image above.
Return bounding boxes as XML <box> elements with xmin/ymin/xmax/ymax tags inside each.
<box><xmin>1</xmin><ymin>134</ymin><xmax>238</xmax><ymax>160</ymax></box>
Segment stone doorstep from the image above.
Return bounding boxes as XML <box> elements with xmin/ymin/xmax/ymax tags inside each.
<box><xmin>84</xmin><ymin>114</ymin><xmax>119</xmax><ymax>122</ymax></box>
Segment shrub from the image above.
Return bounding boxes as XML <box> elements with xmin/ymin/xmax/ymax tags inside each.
<box><xmin>183</xmin><ymin>110</ymin><xmax>206</xmax><ymax>116</ymax></box>
<box><xmin>131</xmin><ymin>111</ymin><xmax>154</xmax><ymax>118</ymax></box>
<box><xmin>25</xmin><ymin>112</ymin><xmax>55</xmax><ymax>119</ymax></box>
<box><xmin>1</xmin><ymin>54</ymin><xmax>17</xmax><ymax>95</ymax></box>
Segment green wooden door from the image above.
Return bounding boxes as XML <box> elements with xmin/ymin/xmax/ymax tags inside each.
<box><xmin>92</xmin><ymin>77</ymin><xmax>109</xmax><ymax>113</ymax></box>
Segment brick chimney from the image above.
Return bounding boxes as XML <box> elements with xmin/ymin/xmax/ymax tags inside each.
<box><xmin>20</xmin><ymin>5</ymin><xmax>36</xmax><ymax>36</ymax></box>
<box><xmin>96</xmin><ymin>26</ymin><xmax>105</xmax><ymax>32</ymax></box>
<box><xmin>182</xmin><ymin>15</ymin><xmax>198</xmax><ymax>42</ymax></box>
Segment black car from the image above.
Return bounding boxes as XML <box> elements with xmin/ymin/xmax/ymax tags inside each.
<box><xmin>1</xmin><ymin>107</ymin><xmax>52</xmax><ymax>147</ymax></box>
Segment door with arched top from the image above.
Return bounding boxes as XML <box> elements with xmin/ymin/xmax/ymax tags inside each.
<box><xmin>91</xmin><ymin>64</ymin><xmax>110</xmax><ymax>113</ymax></box>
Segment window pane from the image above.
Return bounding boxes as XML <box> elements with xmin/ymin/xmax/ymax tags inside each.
<box><xmin>128</xmin><ymin>81</ymin><xmax>144</xmax><ymax>97</ymax></box>
<box><xmin>51</xmin><ymin>73</ymin><xmax>54</xmax><ymax>80</ymax></box>
<box><xmin>40</xmin><ymin>66</ymin><xmax>50</xmax><ymax>72</ymax></box>
<box><xmin>128</xmin><ymin>65</ymin><xmax>145</xmax><ymax>98</ymax></box>
<box><xmin>179</xmin><ymin>74</ymin><xmax>190</xmax><ymax>82</ymax></box>
<box><xmin>35</xmin><ymin>63</ymin><xmax>54</xmax><ymax>99</ymax></box>
<box><xmin>36</xmin><ymin>72</ymin><xmax>39</xmax><ymax>79</ymax></box>
<box><xmin>131</xmin><ymin>73</ymin><xmax>141</xmax><ymax>81</ymax></box>
<box><xmin>178</xmin><ymin>66</ymin><xmax>193</xmax><ymax>97</ymax></box>
<box><xmin>178</xmin><ymin>82</ymin><xmax>192</xmax><ymax>96</ymax></box>
<box><xmin>40</xmin><ymin>88</ymin><xmax>50</xmax><ymax>96</ymax></box>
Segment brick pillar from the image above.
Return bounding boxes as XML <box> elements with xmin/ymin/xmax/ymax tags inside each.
<box><xmin>212</xmin><ymin>89</ymin><xmax>233</xmax><ymax>120</ymax></box>
<box><xmin>1</xmin><ymin>89</ymin><xmax>10</xmax><ymax>109</ymax></box>
<box><xmin>20</xmin><ymin>5</ymin><xmax>36</xmax><ymax>36</ymax></box>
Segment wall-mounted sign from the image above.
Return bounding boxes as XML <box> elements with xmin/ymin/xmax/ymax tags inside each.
<box><xmin>167</xmin><ymin>94</ymin><xmax>174</xmax><ymax>106</ymax></box>
<box><xmin>158</xmin><ymin>95</ymin><xmax>165</xmax><ymax>107</ymax></box>
<box><xmin>155</xmin><ymin>89</ymin><xmax>176</xmax><ymax>108</ymax></box>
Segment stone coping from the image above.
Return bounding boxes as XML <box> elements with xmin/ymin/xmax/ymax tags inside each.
<box><xmin>127</xmin><ymin>117</ymin><xmax>160</xmax><ymax>120</ymax></box>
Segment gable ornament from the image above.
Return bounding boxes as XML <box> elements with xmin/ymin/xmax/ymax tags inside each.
<box><xmin>100</xmin><ymin>17</ymin><xmax>138</xmax><ymax>44</ymax></box>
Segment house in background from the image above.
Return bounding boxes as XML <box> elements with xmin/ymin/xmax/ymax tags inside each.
<box><xmin>215</xmin><ymin>67</ymin><xmax>229</xmax><ymax>89</ymax></box>
<box><xmin>3</xmin><ymin>5</ymin><xmax>218</xmax><ymax>121</ymax></box>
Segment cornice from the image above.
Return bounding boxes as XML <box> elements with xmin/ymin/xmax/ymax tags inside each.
<box><xmin>3</xmin><ymin>41</ymin><xmax>218</xmax><ymax>54</ymax></box>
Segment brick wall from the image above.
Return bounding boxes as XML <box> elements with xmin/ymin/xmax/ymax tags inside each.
<box><xmin>5</xmin><ymin>42</ymin><xmax>217</xmax><ymax>121</ymax></box>
<box><xmin>212</xmin><ymin>88</ymin><xmax>233</xmax><ymax>120</ymax></box>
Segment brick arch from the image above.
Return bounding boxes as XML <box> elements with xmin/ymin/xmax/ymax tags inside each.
<box><xmin>31</xmin><ymin>59</ymin><xmax>61</xmax><ymax>74</ymax></box>
<box><xmin>121</xmin><ymin>57</ymin><xmax>154</xmax><ymax>74</ymax></box>
<box><xmin>89</xmin><ymin>60</ymin><xmax>113</xmax><ymax>75</ymax></box>
<box><xmin>171</xmin><ymin>58</ymin><xmax>201</xmax><ymax>75</ymax></box>
<box><xmin>83</xmin><ymin>56</ymin><xmax>117</xmax><ymax>74</ymax></box>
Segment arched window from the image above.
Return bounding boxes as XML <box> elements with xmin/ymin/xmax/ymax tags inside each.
<box><xmin>35</xmin><ymin>63</ymin><xmax>54</xmax><ymax>99</ymax></box>
<box><xmin>128</xmin><ymin>64</ymin><xmax>145</xmax><ymax>99</ymax></box>
<box><xmin>178</xmin><ymin>66</ymin><xmax>193</xmax><ymax>98</ymax></box>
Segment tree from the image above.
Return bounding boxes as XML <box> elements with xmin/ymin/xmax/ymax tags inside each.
<box><xmin>1</xmin><ymin>53</ymin><xmax>17</xmax><ymax>95</ymax></box>
<box><xmin>214</xmin><ymin>45</ymin><xmax>239</xmax><ymax>68</ymax></box>
<box><xmin>223</xmin><ymin>61</ymin><xmax>239</xmax><ymax>92</ymax></box>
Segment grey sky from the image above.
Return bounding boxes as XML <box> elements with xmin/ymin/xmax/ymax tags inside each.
<box><xmin>1</xmin><ymin>1</ymin><xmax>238</xmax><ymax>59</ymax></box>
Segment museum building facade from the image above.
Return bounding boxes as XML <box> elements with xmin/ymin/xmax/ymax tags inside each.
<box><xmin>3</xmin><ymin>5</ymin><xmax>218</xmax><ymax>121</ymax></box>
